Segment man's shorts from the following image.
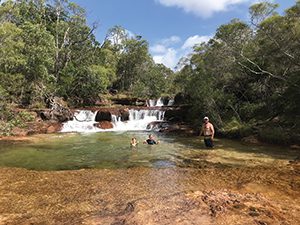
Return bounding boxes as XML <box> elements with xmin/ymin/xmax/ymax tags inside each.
<box><xmin>204</xmin><ymin>136</ymin><xmax>213</xmax><ymax>148</ymax></box>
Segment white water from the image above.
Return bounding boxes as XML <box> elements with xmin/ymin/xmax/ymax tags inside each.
<box><xmin>167</xmin><ymin>99</ymin><xmax>174</xmax><ymax>106</ymax></box>
<box><xmin>61</xmin><ymin>109</ymin><xmax>165</xmax><ymax>133</ymax></box>
<box><xmin>111</xmin><ymin>109</ymin><xmax>165</xmax><ymax>131</ymax></box>
<box><xmin>61</xmin><ymin>110</ymin><xmax>101</xmax><ymax>133</ymax></box>
<box><xmin>147</xmin><ymin>98</ymin><xmax>164</xmax><ymax>107</ymax></box>
<box><xmin>147</xmin><ymin>97</ymin><xmax>175</xmax><ymax>107</ymax></box>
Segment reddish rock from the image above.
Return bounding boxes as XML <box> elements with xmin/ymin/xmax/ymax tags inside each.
<box><xmin>95</xmin><ymin>121</ymin><xmax>113</xmax><ymax>129</ymax></box>
<box><xmin>47</xmin><ymin>123</ymin><xmax>63</xmax><ymax>133</ymax></box>
<box><xmin>11</xmin><ymin>127</ymin><xmax>28</xmax><ymax>136</ymax></box>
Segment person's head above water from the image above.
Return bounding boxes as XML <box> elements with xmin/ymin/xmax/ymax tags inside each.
<box><xmin>148</xmin><ymin>134</ymin><xmax>154</xmax><ymax>139</ymax></box>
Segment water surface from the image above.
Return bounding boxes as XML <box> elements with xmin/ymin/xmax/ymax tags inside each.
<box><xmin>0</xmin><ymin>132</ymin><xmax>298</xmax><ymax>171</ymax></box>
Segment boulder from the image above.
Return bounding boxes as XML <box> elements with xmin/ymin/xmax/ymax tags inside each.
<box><xmin>120</xmin><ymin>108</ymin><xmax>130</xmax><ymax>121</ymax></box>
<box><xmin>39</xmin><ymin>96</ymin><xmax>73</xmax><ymax>122</ymax></box>
<box><xmin>47</xmin><ymin>123</ymin><xmax>63</xmax><ymax>133</ymax></box>
<box><xmin>161</xmin><ymin>96</ymin><xmax>171</xmax><ymax>106</ymax></box>
<box><xmin>164</xmin><ymin>107</ymin><xmax>189</xmax><ymax>122</ymax></box>
<box><xmin>146</xmin><ymin>121</ymin><xmax>168</xmax><ymax>131</ymax></box>
<box><xmin>95</xmin><ymin>111</ymin><xmax>112</xmax><ymax>122</ymax></box>
<box><xmin>174</xmin><ymin>93</ymin><xmax>186</xmax><ymax>105</ymax></box>
<box><xmin>109</xmin><ymin>88</ymin><xmax>118</xmax><ymax>95</ymax></box>
<box><xmin>95</xmin><ymin>121</ymin><xmax>113</xmax><ymax>129</ymax></box>
<box><xmin>38</xmin><ymin>109</ymin><xmax>73</xmax><ymax>122</ymax></box>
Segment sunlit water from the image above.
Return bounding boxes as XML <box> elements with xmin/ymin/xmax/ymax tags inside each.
<box><xmin>0</xmin><ymin>132</ymin><xmax>298</xmax><ymax>171</ymax></box>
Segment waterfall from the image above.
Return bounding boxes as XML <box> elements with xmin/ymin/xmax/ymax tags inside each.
<box><xmin>155</xmin><ymin>98</ymin><xmax>164</xmax><ymax>107</ymax></box>
<box><xmin>111</xmin><ymin>109</ymin><xmax>165</xmax><ymax>131</ymax></box>
<box><xmin>61</xmin><ymin>110</ymin><xmax>101</xmax><ymax>133</ymax></box>
<box><xmin>61</xmin><ymin>109</ymin><xmax>165</xmax><ymax>133</ymax></box>
<box><xmin>147</xmin><ymin>97</ymin><xmax>174</xmax><ymax>107</ymax></box>
<box><xmin>167</xmin><ymin>99</ymin><xmax>174</xmax><ymax>106</ymax></box>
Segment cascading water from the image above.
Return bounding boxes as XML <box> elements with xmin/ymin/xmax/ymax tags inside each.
<box><xmin>111</xmin><ymin>109</ymin><xmax>165</xmax><ymax>131</ymax></box>
<box><xmin>61</xmin><ymin>110</ymin><xmax>101</xmax><ymax>133</ymax></box>
<box><xmin>147</xmin><ymin>98</ymin><xmax>174</xmax><ymax>107</ymax></box>
<box><xmin>147</xmin><ymin>98</ymin><xmax>164</xmax><ymax>107</ymax></box>
<box><xmin>62</xmin><ymin>108</ymin><xmax>165</xmax><ymax>133</ymax></box>
<box><xmin>167</xmin><ymin>99</ymin><xmax>174</xmax><ymax>106</ymax></box>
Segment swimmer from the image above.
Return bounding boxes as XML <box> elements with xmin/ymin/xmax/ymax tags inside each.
<box><xmin>143</xmin><ymin>134</ymin><xmax>159</xmax><ymax>145</ymax></box>
<box><xmin>130</xmin><ymin>137</ymin><xmax>138</xmax><ymax>147</ymax></box>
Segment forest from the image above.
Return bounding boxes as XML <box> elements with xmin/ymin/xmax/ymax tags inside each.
<box><xmin>0</xmin><ymin>0</ymin><xmax>299</xmax><ymax>144</ymax></box>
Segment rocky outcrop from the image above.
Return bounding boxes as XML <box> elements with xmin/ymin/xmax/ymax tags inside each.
<box><xmin>94</xmin><ymin>121</ymin><xmax>114</xmax><ymax>129</ymax></box>
<box><xmin>39</xmin><ymin>109</ymin><xmax>73</xmax><ymax>123</ymax></box>
<box><xmin>94</xmin><ymin>108</ymin><xmax>130</xmax><ymax>122</ymax></box>
<box><xmin>111</xmin><ymin>97</ymin><xmax>146</xmax><ymax>106</ymax></box>
<box><xmin>95</xmin><ymin>111</ymin><xmax>112</xmax><ymax>122</ymax></box>
<box><xmin>9</xmin><ymin>122</ymin><xmax>63</xmax><ymax>136</ymax></box>
<box><xmin>164</xmin><ymin>106</ymin><xmax>190</xmax><ymax>122</ymax></box>
<box><xmin>39</xmin><ymin>97</ymin><xmax>73</xmax><ymax>123</ymax></box>
<box><xmin>120</xmin><ymin>108</ymin><xmax>129</xmax><ymax>121</ymax></box>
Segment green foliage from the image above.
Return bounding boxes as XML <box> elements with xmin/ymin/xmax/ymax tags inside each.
<box><xmin>172</xmin><ymin>2</ymin><xmax>300</xmax><ymax>143</ymax></box>
<box><xmin>0</xmin><ymin>0</ymin><xmax>173</xmax><ymax>111</ymax></box>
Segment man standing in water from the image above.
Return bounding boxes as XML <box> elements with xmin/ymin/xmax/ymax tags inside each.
<box><xmin>199</xmin><ymin>116</ymin><xmax>215</xmax><ymax>148</ymax></box>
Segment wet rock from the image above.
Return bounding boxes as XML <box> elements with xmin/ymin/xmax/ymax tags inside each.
<box><xmin>46</xmin><ymin>123</ymin><xmax>63</xmax><ymax>133</ymax></box>
<box><xmin>95</xmin><ymin>121</ymin><xmax>113</xmax><ymax>129</ymax></box>
<box><xmin>120</xmin><ymin>108</ymin><xmax>129</xmax><ymax>121</ymax></box>
<box><xmin>164</xmin><ymin>106</ymin><xmax>190</xmax><ymax>122</ymax></box>
<box><xmin>95</xmin><ymin>111</ymin><xmax>112</xmax><ymax>122</ymax></box>
<box><xmin>146</xmin><ymin>121</ymin><xmax>168</xmax><ymax>131</ymax></box>
<box><xmin>112</xmin><ymin>98</ymin><xmax>146</xmax><ymax>106</ymax></box>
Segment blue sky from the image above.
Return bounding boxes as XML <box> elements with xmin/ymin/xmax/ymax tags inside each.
<box><xmin>72</xmin><ymin>0</ymin><xmax>296</xmax><ymax>69</ymax></box>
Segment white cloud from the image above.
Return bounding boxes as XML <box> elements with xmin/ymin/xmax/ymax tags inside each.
<box><xmin>161</xmin><ymin>35</ymin><xmax>181</xmax><ymax>45</ymax></box>
<box><xmin>155</xmin><ymin>0</ymin><xmax>250</xmax><ymax>17</ymax></box>
<box><xmin>150</xmin><ymin>34</ymin><xmax>212</xmax><ymax>70</ymax></box>
<box><xmin>150</xmin><ymin>44</ymin><xmax>168</xmax><ymax>54</ymax></box>
<box><xmin>153</xmin><ymin>48</ymin><xmax>178</xmax><ymax>68</ymax></box>
<box><xmin>182</xmin><ymin>35</ymin><xmax>211</xmax><ymax>50</ymax></box>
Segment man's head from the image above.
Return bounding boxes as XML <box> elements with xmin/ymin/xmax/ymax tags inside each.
<box><xmin>203</xmin><ymin>116</ymin><xmax>209</xmax><ymax>123</ymax></box>
<box><xmin>149</xmin><ymin>134</ymin><xmax>153</xmax><ymax>139</ymax></box>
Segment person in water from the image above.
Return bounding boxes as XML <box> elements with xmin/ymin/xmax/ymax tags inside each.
<box><xmin>199</xmin><ymin>116</ymin><xmax>215</xmax><ymax>148</ymax></box>
<box><xmin>130</xmin><ymin>137</ymin><xmax>138</xmax><ymax>147</ymax></box>
<box><xmin>143</xmin><ymin>134</ymin><xmax>159</xmax><ymax>145</ymax></box>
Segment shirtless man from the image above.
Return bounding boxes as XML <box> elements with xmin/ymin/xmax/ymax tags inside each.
<box><xmin>199</xmin><ymin>116</ymin><xmax>215</xmax><ymax>148</ymax></box>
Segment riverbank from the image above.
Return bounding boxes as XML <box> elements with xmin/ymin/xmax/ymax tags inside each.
<box><xmin>0</xmin><ymin>166</ymin><xmax>299</xmax><ymax>225</ymax></box>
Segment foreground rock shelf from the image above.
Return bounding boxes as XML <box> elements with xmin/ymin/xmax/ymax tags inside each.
<box><xmin>0</xmin><ymin>166</ymin><xmax>299</xmax><ymax>225</ymax></box>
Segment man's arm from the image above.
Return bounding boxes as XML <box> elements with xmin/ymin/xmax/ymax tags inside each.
<box><xmin>199</xmin><ymin>125</ymin><xmax>203</xmax><ymax>136</ymax></box>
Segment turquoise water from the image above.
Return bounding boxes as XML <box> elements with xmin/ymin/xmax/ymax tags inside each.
<box><xmin>0</xmin><ymin>132</ymin><xmax>298</xmax><ymax>171</ymax></box>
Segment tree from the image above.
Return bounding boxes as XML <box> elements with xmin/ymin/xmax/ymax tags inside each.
<box><xmin>0</xmin><ymin>22</ymin><xmax>25</xmax><ymax>103</ymax></box>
